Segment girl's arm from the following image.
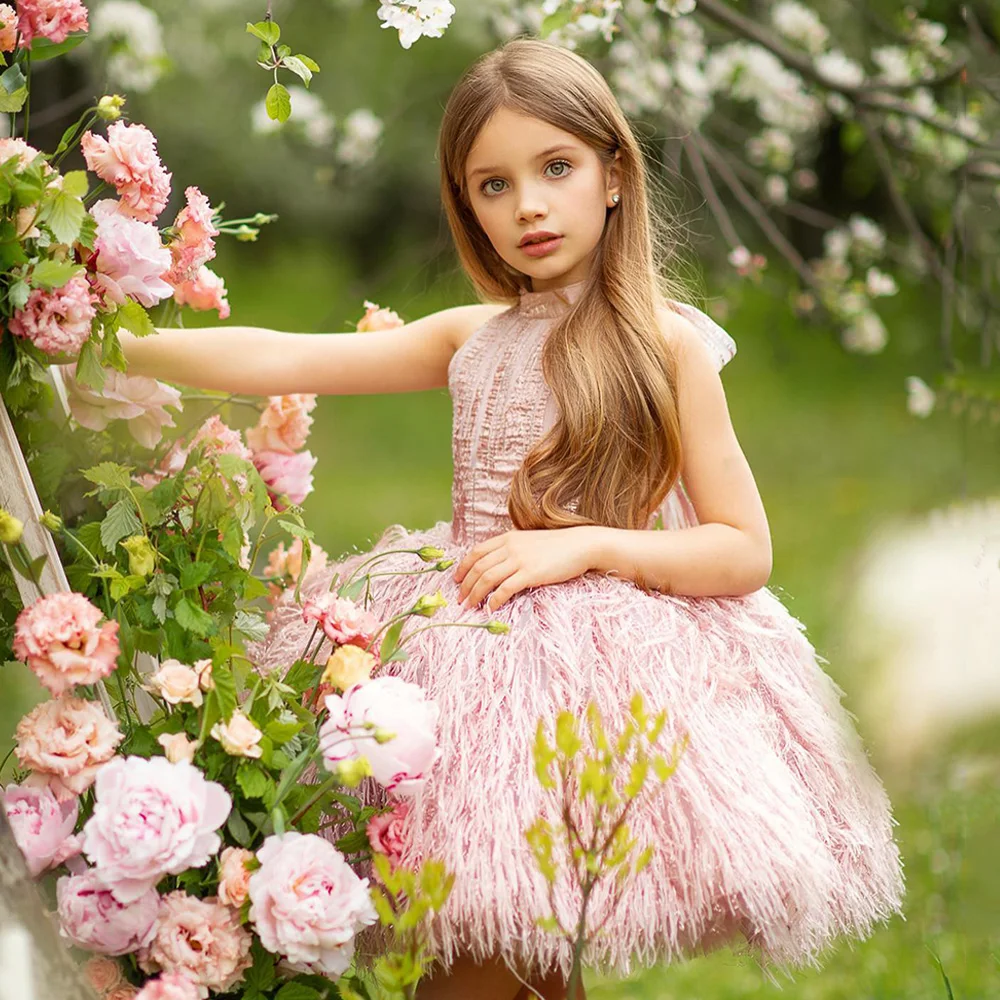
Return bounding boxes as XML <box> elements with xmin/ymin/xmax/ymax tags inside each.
<box><xmin>118</xmin><ymin>303</ymin><xmax>507</xmax><ymax>397</ymax></box>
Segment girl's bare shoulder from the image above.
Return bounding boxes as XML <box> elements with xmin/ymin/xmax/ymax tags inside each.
<box><xmin>449</xmin><ymin>302</ymin><xmax>512</xmax><ymax>352</ymax></box>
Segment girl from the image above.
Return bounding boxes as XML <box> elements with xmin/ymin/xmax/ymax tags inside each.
<box><xmin>122</xmin><ymin>38</ymin><xmax>904</xmax><ymax>1000</ymax></box>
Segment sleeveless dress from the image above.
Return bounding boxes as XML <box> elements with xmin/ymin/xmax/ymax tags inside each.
<box><xmin>248</xmin><ymin>279</ymin><xmax>904</xmax><ymax>982</ymax></box>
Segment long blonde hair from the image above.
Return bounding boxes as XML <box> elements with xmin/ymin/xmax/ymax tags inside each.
<box><xmin>438</xmin><ymin>38</ymin><xmax>692</xmax><ymax>535</ymax></box>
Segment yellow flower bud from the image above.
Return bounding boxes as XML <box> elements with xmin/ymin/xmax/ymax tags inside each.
<box><xmin>39</xmin><ymin>510</ymin><xmax>63</xmax><ymax>533</ymax></box>
<box><xmin>412</xmin><ymin>590</ymin><xmax>447</xmax><ymax>617</ymax></box>
<box><xmin>486</xmin><ymin>620</ymin><xmax>510</xmax><ymax>635</ymax></box>
<box><xmin>416</xmin><ymin>546</ymin><xmax>445</xmax><ymax>562</ymax></box>
<box><xmin>0</xmin><ymin>509</ymin><xmax>24</xmax><ymax>545</ymax></box>
<box><xmin>320</xmin><ymin>644</ymin><xmax>375</xmax><ymax>692</ymax></box>
<box><xmin>96</xmin><ymin>94</ymin><xmax>126</xmax><ymax>120</ymax></box>
<box><xmin>120</xmin><ymin>534</ymin><xmax>155</xmax><ymax>577</ymax></box>
<box><xmin>336</xmin><ymin>757</ymin><xmax>372</xmax><ymax>787</ymax></box>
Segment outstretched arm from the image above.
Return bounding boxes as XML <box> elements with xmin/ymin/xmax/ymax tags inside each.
<box><xmin>118</xmin><ymin>303</ymin><xmax>506</xmax><ymax>397</ymax></box>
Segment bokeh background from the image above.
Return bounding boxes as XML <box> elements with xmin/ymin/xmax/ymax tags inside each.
<box><xmin>3</xmin><ymin>1</ymin><xmax>1000</xmax><ymax>996</ymax></box>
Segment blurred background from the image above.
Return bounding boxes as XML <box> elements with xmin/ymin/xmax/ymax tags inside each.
<box><xmin>3</xmin><ymin>0</ymin><xmax>1000</xmax><ymax>995</ymax></box>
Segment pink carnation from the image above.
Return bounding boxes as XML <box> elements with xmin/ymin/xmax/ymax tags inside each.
<box><xmin>247</xmin><ymin>832</ymin><xmax>378</xmax><ymax>978</ymax></box>
<box><xmin>246</xmin><ymin>394</ymin><xmax>317</xmax><ymax>454</ymax></box>
<box><xmin>301</xmin><ymin>593</ymin><xmax>378</xmax><ymax>649</ymax></box>
<box><xmin>62</xmin><ymin>361</ymin><xmax>182</xmax><ymax>449</ymax></box>
<box><xmin>82</xmin><ymin>757</ymin><xmax>231</xmax><ymax>904</ymax></box>
<box><xmin>17</xmin><ymin>0</ymin><xmax>89</xmax><ymax>48</ymax></box>
<box><xmin>13</xmin><ymin>591</ymin><xmax>119</xmax><ymax>696</ymax></box>
<box><xmin>356</xmin><ymin>300</ymin><xmax>404</xmax><ymax>332</ymax></box>
<box><xmin>253</xmin><ymin>449</ymin><xmax>316</xmax><ymax>510</ymax></box>
<box><xmin>0</xmin><ymin>5</ymin><xmax>16</xmax><ymax>52</ymax></box>
<box><xmin>366</xmin><ymin>800</ymin><xmax>411</xmax><ymax>880</ymax></box>
<box><xmin>135</xmin><ymin>973</ymin><xmax>200</xmax><ymax>1000</ymax></box>
<box><xmin>138</xmin><ymin>892</ymin><xmax>252</xmax><ymax>997</ymax></box>
<box><xmin>81</xmin><ymin>122</ymin><xmax>171</xmax><ymax>223</ymax></box>
<box><xmin>57</xmin><ymin>869</ymin><xmax>159</xmax><ymax>956</ymax></box>
<box><xmin>7</xmin><ymin>273</ymin><xmax>97</xmax><ymax>357</ymax></box>
<box><xmin>172</xmin><ymin>264</ymin><xmax>230</xmax><ymax>319</ymax></box>
<box><xmin>164</xmin><ymin>187</ymin><xmax>218</xmax><ymax>286</ymax></box>
<box><xmin>14</xmin><ymin>696</ymin><xmax>122</xmax><ymax>801</ymax></box>
<box><xmin>89</xmin><ymin>198</ymin><xmax>173</xmax><ymax>308</ymax></box>
<box><xmin>3</xmin><ymin>782</ymin><xmax>81</xmax><ymax>876</ymax></box>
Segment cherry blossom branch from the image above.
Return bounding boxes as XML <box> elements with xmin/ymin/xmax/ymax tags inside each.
<box><xmin>681</xmin><ymin>136</ymin><xmax>742</xmax><ymax>249</ymax></box>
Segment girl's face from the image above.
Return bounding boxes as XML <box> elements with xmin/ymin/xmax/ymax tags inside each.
<box><xmin>463</xmin><ymin>107</ymin><xmax>621</xmax><ymax>292</ymax></box>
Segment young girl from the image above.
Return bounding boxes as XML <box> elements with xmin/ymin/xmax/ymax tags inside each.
<box><xmin>122</xmin><ymin>38</ymin><xmax>904</xmax><ymax>1000</ymax></box>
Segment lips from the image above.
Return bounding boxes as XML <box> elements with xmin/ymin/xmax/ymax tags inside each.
<box><xmin>519</xmin><ymin>231</ymin><xmax>560</xmax><ymax>247</ymax></box>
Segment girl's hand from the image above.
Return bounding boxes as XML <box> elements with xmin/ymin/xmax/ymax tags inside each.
<box><xmin>453</xmin><ymin>527</ymin><xmax>599</xmax><ymax>612</ymax></box>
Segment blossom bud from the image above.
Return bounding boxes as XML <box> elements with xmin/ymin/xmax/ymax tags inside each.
<box><xmin>39</xmin><ymin>510</ymin><xmax>63</xmax><ymax>532</ymax></box>
<box><xmin>96</xmin><ymin>94</ymin><xmax>126</xmax><ymax>120</ymax></box>
<box><xmin>486</xmin><ymin>620</ymin><xmax>511</xmax><ymax>635</ymax></box>
<box><xmin>336</xmin><ymin>757</ymin><xmax>372</xmax><ymax>787</ymax></box>
<box><xmin>373</xmin><ymin>726</ymin><xmax>397</xmax><ymax>745</ymax></box>
<box><xmin>435</xmin><ymin>558</ymin><xmax>455</xmax><ymax>570</ymax></box>
<box><xmin>412</xmin><ymin>591</ymin><xmax>447</xmax><ymax>617</ymax></box>
<box><xmin>416</xmin><ymin>546</ymin><xmax>445</xmax><ymax>562</ymax></box>
<box><xmin>0</xmin><ymin>509</ymin><xmax>24</xmax><ymax>544</ymax></box>
<box><xmin>120</xmin><ymin>534</ymin><xmax>155</xmax><ymax>577</ymax></box>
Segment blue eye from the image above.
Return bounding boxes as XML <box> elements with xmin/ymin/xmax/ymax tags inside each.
<box><xmin>479</xmin><ymin>159</ymin><xmax>574</xmax><ymax>196</ymax></box>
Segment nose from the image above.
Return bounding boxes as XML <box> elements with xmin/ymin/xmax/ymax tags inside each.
<box><xmin>515</xmin><ymin>183</ymin><xmax>548</xmax><ymax>224</ymax></box>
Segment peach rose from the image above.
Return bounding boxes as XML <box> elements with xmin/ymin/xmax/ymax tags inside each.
<box><xmin>84</xmin><ymin>956</ymin><xmax>125</xmax><ymax>993</ymax></box>
<box><xmin>217</xmin><ymin>847</ymin><xmax>254</xmax><ymax>909</ymax></box>
<box><xmin>13</xmin><ymin>591</ymin><xmax>120</xmax><ymax>696</ymax></box>
<box><xmin>15</xmin><ymin>696</ymin><xmax>123</xmax><ymax>801</ymax></box>
<box><xmin>147</xmin><ymin>660</ymin><xmax>202</xmax><ymax>707</ymax></box>
<box><xmin>193</xmin><ymin>658</ymin><xmax>214</xmax><ymax>691</ymax></box>
<box><xmin>210</xmin><ymin>711</ymin><xmax>262</xmax><ymax>759</ymax></box>
<box><xmin>321</xmin><ymin>644</ymin><xmax>375</xmax><ymax>692</ymax></box>
<box><xmin>356</xmin><ymin>300</ymin><xmax>404</xmax><ymax>332</ymax></box>
<box><xmin>246</xmin><ymin>394</ymin><xmax>317</xmax><ymax>454</ymax></box>
<box><xmin>138</xmin><ymin>892</ymin><xmax>252</xmax><ymax>995</ymax></box>
<box><xmin>157</xmin><ymin>732</ymin><xmax>197</xmax><ymax>764</ymax></box>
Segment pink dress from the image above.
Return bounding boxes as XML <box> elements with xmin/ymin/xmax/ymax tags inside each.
<box><xmin>249</xmin><ymin>279</ymin><xmax>904</xmax><ymax>981</ymax></box>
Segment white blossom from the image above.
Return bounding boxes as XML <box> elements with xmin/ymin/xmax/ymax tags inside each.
<box><xmin>90</xmin><ymin>1</ymin><xmax>167</xmax><ymax>93</ymax></box>
<box><xmin>336</xmin><ymin>109</ymin><xmax>384</xmax><ymax>167</ymax></box>
<box><xmin>655</xmin><ymin>0</ymin><xmax>696</xmax><ymax>17</ymax></box>
<box><xmin>905</xmin><ymin>376</ymin><xmax>936</xmax><ymax>418</ymax></box>
<box><xmin>377</xmin><ymin>0</ymin><xmax>456</xmax><ymax>49</ymax></box>
<box><xmin>872</xmin><ymin>46</ymin><xmax>913</xmax><ymax>86</ymax></box>
<box><xmin>848</xmin><ymin>214</ymin><xmax>886</xmax><ymax>257</ymax></box>
<box><xmin>815</xmin><ymin>49</ymin><xmax>865</xmax><ymax>89</ymax></box>
<box><xmin>764</xmin><ymin>173</ymin><xmax>788</xmax><ymax>204</ymax></box>
<box><xmin>865</xmin><ymin>267</ymin><xmax>898</xmax><ymax>298</ymax></box>
<box><xmin>746</xmin><ymin>127</ymin><xmax>795</xmax><ymax>171</ymax></box>
<box><xmin>771</xmin><ymin>1</ymin><xmax>829</xmax><ymax>56</ymax></box>
<box><xmin>668</xmin><ymin>14</ymin><xmax>705</xmax><ymax>63</ymax></box>
<box><xmin>823</xmin><ymin>226</ymin><xmax>851</xmax><ymax>262</ymax></box>
<box><xmin>842</xmin><ymin>310</ymin><xmax>888</xmax><ymax>354</ymax></box>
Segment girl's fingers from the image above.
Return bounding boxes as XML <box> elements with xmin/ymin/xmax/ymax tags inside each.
<box><xmin>457</xmin><ymin>547</ymin><xmax>508</xmax><ymax>602</ymax></box>
<box><xmin>463</xmin><ymin>558</ymin><xmax>517</xmax><ymax>609</ymax></box>
<box><xmin>487</xmin><ymin>571</ymin><xmax>528</xmax><ymax>611</ymax></box>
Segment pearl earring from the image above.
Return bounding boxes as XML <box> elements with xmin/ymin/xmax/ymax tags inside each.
<box><xmin>611</xmin><ymin>194</ymin><xmax>620</xmax><ymax>205</ymax></box>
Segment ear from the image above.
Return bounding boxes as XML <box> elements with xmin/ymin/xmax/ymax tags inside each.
<box><xmin>605</xmin><ymin>149</ymin><xmax>623</xmax><ymax>206</ymax></box>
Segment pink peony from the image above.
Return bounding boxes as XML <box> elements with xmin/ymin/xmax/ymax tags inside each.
<box><xmin>3</xmin><ymin>782</ymin><xmax>81</xmax><ymax>876</ymax></box>
<box><xmin>172</xmin><ymin>264</ymin><xmax>230</xmax><ymax>319</ymax></box>
<box><xmin>0</xmin><ymin>5</ymin><xmax>16</xmax><ymax>52</ymax></box>
<box><xmin>138</xmin><ymin>892</ymin><xmax>252</xmax><ymax>997</ymax></box>
<box><xmin>57</xmin><ymin>869</ymin><xmax>159</xmax><ymax>956</ymax></box>
<box><xmin>13</xmin><ymin>591</ymin><xmax>120</xmax><ymax>696</ymax></box>
<box><xmin>320</xmin><ymin>676</ymin><xmax>441</xmax><ymax>797</ymax></box>
<box><xmin>83</xmin><ymin>956</ymin><xmax>125</xmax><ymax>993</ymax></box>
<box><xmin>216</xmin><ymin>846</ymin><xmax>254</xmax><ymax>909</ymax></box>
<box><xmin>89</xmin><ymin>198</ymin><xmax>173</xmax><ymax>308</ymax></box>
<box><xmin>366</xmin><ymin>799</ymin><xmax>411</xmax><ymax>880</ymax></box>
<box><xmin>82</xmin><ymin>757</ymin><xmax>231</xmax><ymax>903</ymax></box>
<box><xmin>246</xmin><ymin>394</ymin><xmax>317</xmax><ymax>454</ymax></box>
<box><xmin>7</xmin><ymin>273</ymin><xmax>98</xmax><ymax>357</ymax></box>
<box><xmin>135</xmin><ymin>973</ymin><xmax>200</xmax><ymax>1000</ymax></box>
<box><xmin>15</xmin><ymin>696</ymin><xmax>122</xmax><ymax>801</ymax></box>
<box><xmin>61</xmin><ymin>361</ymin><xmax>182</xmax><ymax>449</ymax></box>
<box><xmin>252</xmin><ymin>449</ymin><xmax>316</xmax><ymax>509</ymax></box>
<box><xmin>81</xmin><ymin>122</ymin><xmax>171</xmax><ymax>223</ymax></box>
<box><xmin>16</xmin><ymin>0</ymin><xmax>89</xmax><ymax>48</ymax></box>
<box><xmin>356</xmin><ymin>300</ymin><xmax>404</xmax><ymax>332</ymax></box>
<box><xmin>164</xmin><ymin>187</ymin><xmax>218</xmax><ymax>286</ymax></box>
<box><xmin>247</xmin><ymin>832</ymin><xmax>378</xmax><ymax>978</ymax></box>
<box><xmin>301</xmin><ymin>593</ymin><xmax>379</xmax><ymax>649</ymax></box>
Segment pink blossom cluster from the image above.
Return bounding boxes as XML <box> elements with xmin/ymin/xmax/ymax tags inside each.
<box><xmin>136</xmin><ymin>413</ymin><xmax>250</xmax><ymax>490</ymax></box>
<box><xmin>81</xmin><ymin>122</ymin><xmax>171</xmax><ymax>223</ymax></box>
<box><xmin>16</xmin><ymin>0</ymin><xmax>89</xmax><ymax>48</ymax></box>
<box><xmin>248</xmin><ymin>394</ymin><xmax>318</xmax><ymax>510</ymax></box>
<box><xmin>263</xmin><ymin>536</ymin><xmax>329</xmax><ymax>609</ymax></box>
<box><xmin>171</xmin><ymin>264</ymin><xmax>230</xmax><ymax>319</ymax></box>
<box><xmin>302</xmin><ymin>592</ymin><xmax>379</xmax><ymax>650</ymax></box>
<box><xmin>356</xmin><ymin>299</ymin><xmax>405</xmax><ymax>332</ymax></box>
<box><xmin>7</xmin><ymin>272</ymin><xmax>98</xmax><ymax>357</ymax></box>
<box><xmin>13</xmin><ymin>591</ymin><xmax>120</xmax><ymax>696</ymax></box>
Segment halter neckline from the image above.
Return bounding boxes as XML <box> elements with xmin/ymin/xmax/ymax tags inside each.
<box><xmin>516</xmin><ymin>279</ymin><xmax>589</xmax><ymax>318</ymax></box>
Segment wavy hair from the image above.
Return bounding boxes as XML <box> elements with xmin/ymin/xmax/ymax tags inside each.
<box><xmin>438</xmin><ymin>37</ymin><xmax>693</xmax><ymax>537</ymax></box>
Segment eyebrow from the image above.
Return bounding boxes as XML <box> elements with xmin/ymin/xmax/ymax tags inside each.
<box><xmin>467</xmin><ymin>144</ymin><xmax>577</xmax><ymax>179</ymax></box>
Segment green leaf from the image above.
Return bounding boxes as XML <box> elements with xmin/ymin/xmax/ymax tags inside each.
<box><xmin>226</xmin><ymin>809</ymin><xmax>252</xmax><ymax>847</ymax></box>
<box><xmin>281</xmin><ymin>55</ymin><xmax>313</xmax><ymax>87</ymax></box>
<box><xmin>0</xmin><ymin>85</ymin><xmax>26</xmax><ymax>113</ymax></box>
<box><xmin>100</xmin><ymin>326</ymin><xmax>127</xmax><ymax>372</ymax></box>
<box><xmin>246</xmin><ymin>19</ymin><xmax>280</xmax><ymax>45</ymax></box>
<box><xmin>30</xmin><ymin>258</ymin><xmax>83</xmax><ymax>290</ymax></box>
<box><xmin>211</xmin><ymin>660</ymin><xmax>238</xmax><ymax>720</ymax></box>
<box><xmin>378</xmin><ymin>619</ymin><xmax>405</xmax><ymax>663</ymax></box>
<box><xmin>265</xmin><ymin>83</ymin><xmax>291</xmax><ymax>123</ymax></box>
<box><xmin>174</xmin><ymin>596</ymin><xmax>216</xmax><ymax>638</ymax></box>
<box><xmin>275</xmin><ymin>517</ymin><xmax>314</xmax><ymax>541</ymax></box>
<box><xmin>61</xmin><ymin>170</ymin><xmax>89</xmax><ymax>198</ymax></box>
<box><xmin>8</xmin><ymin>278</ymin><xmax>29</xmax><ymax>310</ymax></box>
<box><xmin>73</xmin><ymin>337</ymin><xmax>106</xmax><ymax>391</ymax></box>
<box><xmin>236</xmin><ymin>762</ymin><xmax>272</xmax><ymax>800</ymax></box>
<box><xmin>82</xmin><ymin>462</ymin><xmax>135</xmax><ymax>492</ymax></box>
<box><xmin>100</xmin><ymin>498</ymin><xmax>142</xmax><ymax>552</ymax></box>
<box><xmin>234</xmin><ymin>610</ymin><xmax>269</xmax><ymax>642</ymax></box>
<box><xmin>274</xmin><ymin>982</ymin><xmax>323</xmax><ymax>1000</ymax></box>
<box><xmin>43</xmin><ymin>190</ymin><xmax>87</xmax><ymax>246</ymax></box>
<box><xmin>283</xmin><ymin>659</ymin><xmax>321</xmax><ymax>695</ymax></box>
<box><xmin>294</xmin><ymin>54</ymin><xmax>320</xmax><ymax>72</ymax></box>
<box><xmin>26</xmin><ymin>33</ymin><xmax>87</xmax><ymax>61</ymax></box>
<box><xmin>264</xmin><ymin>718</ymin><xmax>303</xmax><ymax>746</ymax></box>
<box><xmin>117</xmin><ymin>298</ymin><xmax>156</xmax><ymax>337</ymax></box>
<box><xmin>242</xmin><ymin>939</ymin><xmax>276</xmax><ymax>997</ymax></box>
<box><xmin>179</xmin><ymin>560</ymin><xmax>214</xmax><ymax>591</ymax></box>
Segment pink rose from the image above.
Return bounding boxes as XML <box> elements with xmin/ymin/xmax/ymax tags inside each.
<box><xmin>138</xmin><ymin>892</ymin><xmax>252</xmax><ymax>996</ymax></box>
<box><xmin>83</xmin><ymin>956</ymin><xmax>125</xmax><ymax>993</ymax></box>
<box><xmin>216</xmin><ymin>847</ymin><xmax>254</xmax><ymax>909</ymax></box>
<box><xmin>62</xmin><ymin>361</ymin><xmax>182</xmax><ymax>449</ymax></box>
<box><xmin>320</xmin><ymin>676</ymin><xmax>441</xmax><ymax>797</ymax></box>
<box><xmin>13</xmin><ymin>591</ymin><xmax>120</xmax><ymax>696</ymax></box>
<box><xmin>3</xmin><ymin>782</ymin><xmax>81</xmax><ymax>876</ymax></box>
<box><xmin>16</xmin><ymin>0</ymin><xmax>89</xmax><ymax>48</ymax></box>
<box><xmin>252</xmin><ymin>449</ymin><xmax>316</xmax><ymax>510</ymax></box>
<box><xmin>0</xmin><ymin>137</ymin><xmax>47</xmax><ymax>172</ymax></box>
<box><xmin>247</xmin><ymin>832</ymin><xmax>378</xmax><ymax>978</ymax></box>
<box><xmin>209</xmin><ymin>711</ymin><xmax>262</xmax><ymax>759</ymax></box>
<box><xmin>301</xmin><ymin>593</ymin><xmax>378</xmax><ymax>649</ymax></box>
<box><xmin>366</xmin><ymin>800</ymin><xmax>411</xmax><ymax>879</ymax></box>
<box><xmin>156</xmin><ymin>732</ymin><xmax>197</xmax><ymax>764</ymax></box>
<box><xmin>135</xmin><ymin>973</ymin><xmax>200</xmax><ymax>1000</ymax></box>
<box><xmin>164</xmin><ymin>187</ymin><xmax>218</xmax><ymax>286</ymax></box>
<box><xmin>146</xmin><ymin>660</ymin><xmax>202</xmax><ymax>707</ymax></box>
<box><xmin>0</xmin><ymin>5</ymin><xmax>17</xmax><ymax>52</ymax></box>
<box><xmin>89</xmin><ymin>198</ymin><xmax>173</xmax><ymax>308</ymax></box>
<box><xmin>246</xmin><ymin>395</ymin><xmax>317</xmax><ymax>454</ymax></box>
<box><xmin>81</xmin><ymin>122</ymin><xmax>171</xmax><ymax>223</ymax></box>
<box><xmin>172</xmin><ymin>264</ymin><xmax>230</xmax><ymax>319</ymax></box>
<box><xmin>15</xmin><ymin>696</ymin><xmax>122</xmax><ymax>801</ymax></box>
<box><xmin>57</xmin><ymin>869</ymin><xmax>159</xmax><ymax>956</ymax></box>
<box><xmin>82</xmin><ymin>757</ymin><xmax>231</xmax><ymax>903</ymax></box>
<box><xmin>7</xmin><ymin>274</ymin><xmax>98</xmax><ymax>357</ymax></box>
<box><xmin>356</xmin><ymin>300</ymin><xmax>404</xmax><ymax>332</ymax></box>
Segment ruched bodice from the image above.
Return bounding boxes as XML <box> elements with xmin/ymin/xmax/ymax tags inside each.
<box><xmin>446</xmin><ymin>279</ymin><xmax>738</xmax><ymax>546</ymax></box>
